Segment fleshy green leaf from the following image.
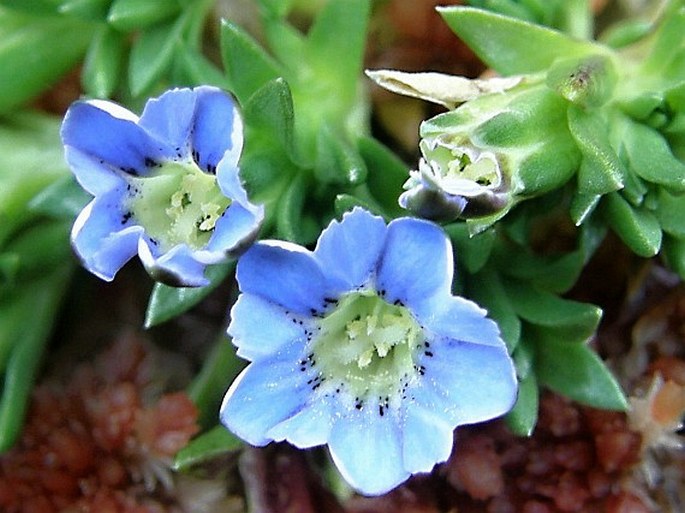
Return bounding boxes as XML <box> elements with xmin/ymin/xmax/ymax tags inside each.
<box><xmin>445</xmin><ymin>223</ymin><xmax>496</xmax><ymax>274</ymax></box>
<box><xmin>82</xmin><ymin>24</ymin><xmax>126</xmax><ymax>98</ymax></box>
<box><xmin>58</xmin><ymin>0</ymin><xmax>111</xmax><ymax>20</ymax></box>
<box><xmin>173</xmin><ymin>45</ymin><xmax>231</xmax><ymax>90</ymax></box>
<box><xmin>504</xmin><ymin>371</ymin><xmax>538</xmax><ymax>436</ymax></box>
<box><xmin>315</xmin><ymin>124</ymin><xmax>367</xmax><ymax>186</ymax></box>
<box><xmin>534</xmin><ymin>331</ymin><xmax>628</xmax><ymax>410</ymax></box>
<box><xmin>29</xmin><ymin>175</ymin><xmax>89</xmax><ymax>220</ymax></box>
<box><xmin>144</xmin><ymin>263</ymin><xmax>234</xmax><ymax>328</ymax></box>
<box><xmin>276</xmin><ymin>173</ymin><xmax>319</xmax><ymax>244</ymax></box>
<box><xmin>570</xmin><ymin>192</ymin><xmax>600</xmax><ymax>225</ymax></box>
<box><xmin>603</xmin><ymin>192</ymin><xmax>662</xmax><ymax>257</ymax></box>
<box><xmin>568</xmin><ymin>105</ymin><xmax>625</xmax><ymax>195</ymax></box>
<box><xmin>173</xmin><ymin>425</ymin><xmax>243</xmax><ymax>471</ymax></box>
<box><xmin>257</xmin><ymin>0</ymin><xmax>296</xmax><ymax>18</ymax></box>
<box><xmin>108</xmin><ymin>0</ymin><xmax>180</xmax><ymax>30</ymax></box>
<box><xmin>220</xmin><ymin>19</ymin><xmax>283</xmax><ymax>104</ymax></box>
<box><xmin>657</xmin><ymin>188</ymin><xmax>685</xmax><ymax>238</ymax></box>
<box><xmin>438</xmin><ymin>6</ymin><xmax>602</xmax><ymax>75</ymax></box>
<box><xmin>334</xmin><ymin>193</ymin><xmax>384</xmax><ymax>219</ymax></box>
<box><xmin>663</xmin><ymin>234</ymin><xmax>685</xmax><ymax>279</ymax></box>
<box><xmin>357</xmin><ymin>136</ymin><xmax>407</xmax><ymax>219</ymax></box>
<box><xmin>128</xmin><ymin>15</ymin><xmax>187</xmax><ymax>96</ymax></box>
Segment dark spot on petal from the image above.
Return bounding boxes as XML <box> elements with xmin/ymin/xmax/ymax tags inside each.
<box><xmin>425</xmin><ymin>351</ymin><xmax>433</xmax><ymax>357</ymax></box>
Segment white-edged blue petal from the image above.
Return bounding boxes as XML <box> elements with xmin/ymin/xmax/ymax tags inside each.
<box><xmin>71</xmin><ymin>190</ymin><xmax>142</xmax><ymax>281</ymax></box>
<box><xmin>401</xmin><ymin>403</ymin><xmax>454</xmax><ymax>473</ymax></box>
<box><xmin>328</xmin><ymin>405</ymin><xmax>409</xmax><ymax>496</ymax></box>
<box><xmin>228</xmin><ymin>294</ymin><xmax>309</xmax><ymax>361</ymax></box>
<box><xmin>267</xmin><ymin>394</ymin><xmax>336</xmax><ymax>448</ymax></box>
<box><xmin>192</xmin><ymin>87</ymin><xmax>243</xmax><ymax>172</ymax></box>
<box><xmin>64</xmin><ymin>147</ymin><xmax>125</xmax><ymax>196</ymax></box>
<box><xmin>313</xmin><ymin>208</ymin><xmax>386</xmax><ymax>294</ymax></box>
<box><xmin>377</xmin><ymin>217</ymin><xmax>452</xmax><ymax>308</ymax></box>
<box><xmin>414</xmin><ymin>295</ymin><xmax>504</xmax><ymax>347</ymax></box>
<box><xmin>138</xmin><ymin>240</ymin><xmax>209</xmax><ymax>287</ymax></box>
<box><xmin>220</xmin><ymin>343</ymin><xmax>310</xmax><ymax>446</ymax></box>
<box><xmin>139</xmin><ymin>88</ymin><xmax>197</xmax><ymax>154</ymax></box>
<box><xmin>416</xmin><ymin>339</ymin><xmax>517</xmax><ymax>426</ymax></box>
<box><xmin>236</xmin><ymin>241</ymin><xmax>328</xmax><ymax>315</ymax></box>
<box><xmin>61</xmin><ymin>100</ymin><xmax>172</xmax><ymax>174</ymax></box>
<box><xmin>202</xmin><ymin>201</ymin><xmax>263</xmax><ymax>257</ymax></box>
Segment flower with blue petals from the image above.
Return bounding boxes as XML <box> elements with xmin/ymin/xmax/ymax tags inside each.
<box><xmin>61</xmin><ymin>86</ymin><xmax>264</xmax><ymax>287</ymax></box>
<box><xmin>220</xmin><ymin>207</ymin><xmax>517</xmax><ymax>496</ymax></box>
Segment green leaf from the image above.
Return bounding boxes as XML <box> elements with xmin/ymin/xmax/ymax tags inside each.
<box><xmin>173</xmin><ymin>45</ymin><xmax>231</xmax><ymax>90</ymax></box>
<box><xmin>173</xmin><ymin>425</ymin><xmax>243</xmax><ymax>471</ymax></box>
<box><xmin>444</xmin><ymin>223</ymin><xmax>496</xmax><ymax>274</ymax></box>
<box><xmin>108</xmin><ymin>0</ymin><xmax>180</xmax><ymax>30</ymax></box>
<box><xmin>504</xmin><ymin>371</ymin><xmax>538</xmax><ymax>436</ymax></box>
<box><xmin>257</xmin><ymin>0</ymin><xmax>296</xmax><ymax>17</ymax></box>
<box><xmin>29</xmin><ymin>175</ymin><xmax>89</xmax><ymax>219</ymax></box>
<box><xmin>82</xmin><ymin>24</ymin><xmax>126</xmax><ymax>98</ymax></box>
<box><xmin>546</xmin><ymin>55</ymin><xmax>617</xmax><ymax>108</ymax></box>
<box><xmin>657</xmin><ymin>188</ymin><xmax>685</xmax><ymax>238</ymax></box>
<box><xmin>357</xmin><ymin>136</ymin><xmax>407</xmax><ymax>219</ymax></box>
<box><xmin>438</xmin><ymin>6</ymin><xmax>602</xmax><ymax>75</ymax></box>
<box><xmin>276</xmin><ymin>173</ymin><xmax>319</xmax><ymax>244</ymax></box>
<box><xmin>128</xmin><ymin>15</ymin><xmax>187</xmax><ymax>97</ymax></box>
<box><xmin>58</xmin><ymin>0</ymin><xmax>111</xmax><ymax>20</ymax></box>
<box><xmin>334</xmin><ymin>193</ymin><xmax>384</xmax><ymax>219</ymax></box>
<box><xmin>220</xmin><ymin>19</ymin><xmax>283</xmax><ymax>104</ymax></box>
<box><xmin>495</xmin><ymin>246</ymin><xmax>585</xmax><ymax>294</ymax></box>
<box><xmin>570</xmin><ymin>192</ymin><xmax>600</xmax><ymax>225</ymax></box>
<box><xmin>534</xmin><ymin>332</ymin><xmax>628</xmax><ymax>410</ymax></box>
<box><xmin>599</xmin><ymin>20</ymin><xmax>652</xmax><ymax>49</ymax></box>
<box><xmin>144</xmin><ymin>262</ymin><xmax>233</xmax><ymax>328</ymax></box>
<box><xmin>568</xmin><ymin>105</ymin><xmax>625</xmax><ymax>195</ymax></box>
<box><xmin>622</xmin><ymin>117</ymin><xmax>685</xmax><ymax>192</ymax></box>
<box><xmin>2</xmin><ymin>222</ymin><xmax>71</xmax><ymax>283</ymax></box>
<box><xmin>0</xmin><ymin>7</ymin><xmax>94</xmax><ymax>114</ymax></box>
<box><xmin>315</xmin><ymin>124</ymin><xmax>367</xmax><ymax>186</ymax></box>
<box><xmin>243</xmin><ymin>78</ymin><xmax>297</xmax><ymax>161</ymax></box>
<box><xmin>187</xmin><ymin>336</ymin><xmax>245</xmax><ymax>430</ymax></box>
<box><xmin>662</xmin><ymin>234</ymin><xmax>685</xmax><ymax>279</ymax></box>
<box><xmin>516</xmin><ymin>134</ymin><xmax>580</xmax><ymax>196</ymax></box>
<box><xmin>467</xmin><ymin>270</ymin><xmax>521</xmax><ymax>352</ymax></box>
<box><xmin>504</xmin><ymin>279</ymin><xmax>602</xmax><ymax>342</ymax></box>
<box><xmin>603</xmin><ymin>192</ymin><xmax>662</xmax><ymax>257</ymax></box>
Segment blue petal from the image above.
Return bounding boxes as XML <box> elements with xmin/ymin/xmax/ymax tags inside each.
<box><xmin>191</xmin><ymin>87</ymin><xmax>243</xmax><ymax>172</ymax></box>
<box><xmin>64</xmin><ymin>146</ymin><xmax>125</xmax><ymax>196</ymax></box>
<box><xmin>236</xmin><ymin>242</ymin><xmax>328</xmax><ymax>315</ymax></box>
<box><xmin>203</xmin><ymin>201</ymin><xmax>263</xmax><ymax>257</ymax></box>
<box><xmin>139</xmin><ymin>88</ymin><xmax>197</xmax><ymax>154</ymax></box>
<box><xmin>71</xmin><ymin>189</ymin><xmax>142</xmax><ymax>281</ymax></box>
<box><xmin>313</xmin><ymin>208</ymin><xmax>386</xmax><ymax>294</ymax></box>
<box><xmin>61</xmin><ymin>100</ymin><xmax>172</xmax><ymax>175</ymax></box>
<box><xmin>402</xmin><ymin>403</ymin><xmax>454</xmax><ymax>473</ymax></box>
<box><xmin>414</xmin><ymin>295</ymin><xmax>504</xmax><ymax>347</ymax></box>
<box><xmin>220</xmin><ymin>342</ymin><xmax>310</xmax><ymax>446</ymax></box>
<box><xmin>415</xmin><ymin>339</ymin><xmax>517</xmax><ymax>426</ymax></box>
<box><xmin>376</xmin><ymin>217</ymin><xmax>452</xmax><ymax>308</ymax></box>
<box><xmin>138</xmin><ymin>240</ymin><xmax>209</xmax><ymax>287</ymax></box>
<box><xmin>267</xmin><ymin>394</ymin><xmax>336</xmax><ymax>448</ymax></box>
<box><xmin>328</xmin><ymin>403</ymin><xmax>409</xmax><ymax>496</ymax></box>
<box><xmin>228</xmin><ymin>294</ymin><xmax>309</xmax><ymax>362</ymax></box>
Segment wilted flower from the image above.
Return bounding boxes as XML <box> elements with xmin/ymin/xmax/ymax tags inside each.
<box><xmin>62</xmin><ymin>86</ymin><xmax>264</xmax><ymax>286</ymax></box>
<box><xmin>220</xmin><ymin>208</ymin><xmax>517</xmax><ymax>495</ymax></box>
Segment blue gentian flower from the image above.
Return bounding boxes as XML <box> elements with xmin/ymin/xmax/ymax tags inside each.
<box><xmin>220</xmin><ymin>208</ymin><xmax>517</xmax><ymax>496</ymax></box>
<box><xmin>61</xmin><ymin>86</ymin><xmax>264</xmax><ymax>286</ymax></box>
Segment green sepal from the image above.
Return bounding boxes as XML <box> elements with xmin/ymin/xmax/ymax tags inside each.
<box><xmin>0</xmin><ymin>8</ymin><xmax>94</xmax><ymax>114</ymax></box>
<box><xmin>243</xmin><ymin>78</ymin><xmax>297</xmax><ymax>162</ymax></box>
<box><xmin>144</xmin><ymin>262</ymin><xmax>234</xmax><ymax>328</ymax></box>
<box><xmin>504</xmin><ymin>370</ymin><xmax>538</xmax><ymax>436</ymax></box>
<box><xmin>82</xmin><ymin>24</ymin><xmax>125</xmax><ymax>98</ymax></box>
<box><xmin>546</xmin><ymin>55</ymin><xmax>617</xmax><ymax>108</ymax></box>
<box><xmin>603</xmin><ymin>192</ymin><xmax>662</xmax><ymax>257</ymax></box>
<box><xmin>533</xmin><ymin>330</ymin><xmax>628</xmax><ymax>410</ymax></box>
<box><xmin>568</xmin><ymin>106</ymin><xmax>625</xmax><ymax>195</ymax></box>
<box><xmin>467</xmin><ymin>270</ymin><xmax>521</xmax><ymax>352</ymax></box>
<box><xmin>504</xmin><ymin>279</ymin><xmax>602</xmax><ymax>342</ymax></box>
<box><xmin>445</xmin><ymin>223</ymin><xmax>496</xmax><ymax>274</ymax></box>
<box><xmin>516</xmin><ymin>134</ymin><xmax>580</xmax><ymax>196</ymax></box>
<box><xmin>276</xmin><ymin>173</ymin><xmax>319</xmax><ymax>244</ymax></box>
<box><xmin>58</xmin><ymin>0</ymin><xmax>111</xmax><ymax>20</ymax></box>
<box><xmin>187</xmin><ymin>336</ymin><xmax>245</xmax><ymax>430</ymax></box>
<box><xmin>315</xmin><ymin>124</ymin><xmax>367</xmax><ymax>186</ymax></box>
<box><xmin>173</xmin><ymin>425</ymin><xmax>243</xmax><ymax>471</ymax></box>
<box><xmin>662</xmin><ymin>234</ymin><xmax>685</xmax><ymax>279</ymax></box>
<box><xmin>657</xmin><ymin>188</ymin><xmax>685</xmax><ymax>238</ymax></box>
<box><xmin>622</xmin><ymin>118</ymin><xmax>685</xmax><ymax>192</ymax></box>
<box><xmin>357</xmin><ymin>136</ymin><xmax>407</xmax><ymax>219</ymax></box>
<box><xmin>107</xmin><ymin>0</ymin><xmax>180</xmax><ymax>30</ymax></box>
<box><xmin>128</xmin><ymin>14</ymin><xmax>187</xmax><ymax>97</ymax></box>
<box><xmin>220</xmin><ymin>19</ymin><xmax>283</xmax><ymax>105</ymax></box>
<box><xmin>438</xmin><ymin>6</ymin><xmax>602</xmax><ymax>75</ymax></box>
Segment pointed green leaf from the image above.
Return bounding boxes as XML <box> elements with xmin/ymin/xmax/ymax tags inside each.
<box><xmin>82</xmin><ymin>24</ymin><xmax>125</xmax><ymax>98</ymax></box>
<box><xmin>334</xmin><ymin>193</ymin><xmax>384</xmax><ymax>219</ymax></box>
<box><xmin>495</xmin><ymin>246</ymin><xmax>584</xmax><ymax>294</ymax></box>
<box><xmin>59</xmin><ymin>0</ymin><xmax>110</xmax><ymax>20</ymax></box>
<box><xmin>315</xmin><ymin>124</ymin><xmax>367</xmax><ymax>186</ymax></box>
<box><xmin>534</xmin><ymin>331</ymin><xmax>628</xmax><ymax>410</ymax></box>
<box><xmin>438</xmin><ymin>6</ymin><xmax>602</xmax><ymax>75</ymax></box>
<box><xmin>657</xmin><ymin>188</ymin><xmax>685</xmax><ymax>238</ymax></box>
<box><xmin>570</xmin><ymin>192</ymin><xmax>600</xmax><ymax>225</ymax></box>
<box><xmin>173</xmin><ymin>425</ymin><xmax>243</xmax><ymax>471</ymax></box>
<box><xmin>262</xmin><ymin>16</ymin><xmax>305</xmax><ymax>71</ymax></box>
<box><xmin>663</xmin><ymin>234</ymin><xmax>685</xmax><ymax>280</ymax></box>
<box><xmin>144</xmin><ymin>262</ymin><xmax>234</xmax><ymax>328</ymax></box>
<box><xmin>108</xmin><ymin>0</ymin><xmax>180</xmax><ymax>30</ymax></box>
<box><xmin>357</xmin><ymin>136</ymin><xmax>407</xmax><ymax>219</ymax></box>
<box><xmin>603</xmin><ymin>192</ymin><xmax>662</xmax><ymax>257</ymax></box>
<box><xmin>276</xmin><ymin>174</ymin><xmax>319</xmax><ymax>244</ymax></box>
<box><xmin>504</xmin><ymin>279</ymin><xmax>602</xmax><ymax>342</ymax></box>
<box><xmin>517</xmin><ymin>134</ymin><xmax>580</xmax><ymax>195</ymax></box>
<box><xmin>504</xmin><ymin>371</ymin><xmax>538</xmax><ymax>436</ymax></box>
<box><xmin>29</xmin><ymin>175</ymin><xmax>89</xmax><ymax>220</ymax></box>
<box><xmin>622</xmin><ymin>118</ymin><xmax>685</xmax><ymax>192</ymax></box>
<box><xmin>445</xmin><ymin>223</ymin><xmax>496</xmax><ymax>274</ymax></box>
<box><xmin>257</xmin><ymin>0</ymin><xmax>296</xmax><ymax>18</ymax></box>
<box><xmin>128</xmin><ymin>15</ymin><xmax>186</xmax><ymax>96</ymax></box>
<box><xmin>220</xmin><ymin>19</ymin><xmax>283</xmax><ymax>104</ymax></box>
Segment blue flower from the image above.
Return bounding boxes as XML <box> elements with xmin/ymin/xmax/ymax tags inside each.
<box><xmin>61</xmin><ymin>86</ymin><xmax>264</xmax><ymax>287</ymax></box>
<box><xmin>220</xmin><ymin>208</ymin><xmax>517</xmax><ymax>496</ymax></box>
